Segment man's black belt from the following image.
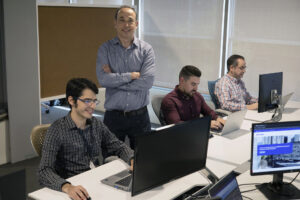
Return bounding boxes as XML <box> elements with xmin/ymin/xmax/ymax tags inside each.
<box><xmin>109</xmin><ymin>106</ymin><xmax>147</xmax><ymax>117</ymax></box>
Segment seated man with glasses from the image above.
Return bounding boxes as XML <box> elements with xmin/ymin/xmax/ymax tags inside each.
<box><xmin>38</xmin><ymin>78</ymin><xmax>133</xmax><ymax>200</ymax></box>
<box><xmin>215</xmin><ymin>54</ymin><xmax>258</xmax><ymax>112</ymax></box>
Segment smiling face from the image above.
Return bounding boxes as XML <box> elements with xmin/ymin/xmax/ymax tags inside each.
<box><xmin>114</xmin><ymin>7</ymin><xmax>138</xmax><ymax>41</ymax></box>
<box><xmin>69</xmin><ymin>88</ymin><xmax>97</xmax><ymax>121</ymax></box>
<box><xmin>179</xmin><ymin>76</ymin><xmax>200</xmax><ymax>97</ymax></box>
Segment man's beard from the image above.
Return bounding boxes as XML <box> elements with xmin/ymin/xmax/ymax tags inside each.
<box><xmin>185</xmin><ymin>90</ymin><xmax>196</xmax><ymax>97</ymax></box>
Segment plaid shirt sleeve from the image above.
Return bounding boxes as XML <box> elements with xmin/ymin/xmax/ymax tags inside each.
<box><xmin>240</xmin><ymin>81</ymin><xmax>258</xmax><ymax>105</ymax></box>
<box><xmin>38</xmin><ymin>125</ymin><xmax>70</xmax><ymax>191</ymax></box>
<box><xmin>215</xmin><ymin>78</ymin><xmax>246</xmax><ymax>112</ymax></box>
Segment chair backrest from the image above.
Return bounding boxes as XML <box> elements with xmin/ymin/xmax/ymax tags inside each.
<box><xmin>208</xmin><ymin>80</ymin><xmax>221</xmax><ymax>109</ymax></box>
<box><xmin>30</xmin><ymin>124</ymin><xmax>51</xmax><ymax>156</ymax></box>
<box><xmin>151</xmin><ymin>94</ymin><xmax>166</xmax><ymax>125</ymax></box>
<box><xmin>95</xmin><ymin>88</ymin><xmax>106</xmax><ymax>113</ymax></box>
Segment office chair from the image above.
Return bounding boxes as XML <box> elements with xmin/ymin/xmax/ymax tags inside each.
<box><xmin>151</xmin><ymin>94</ymin><xmax>166</xmax><ymax>125</ymax></box>
<box><xmin>41</xmin><ymin>102</ymin><xmax>50</xmax><ymax>114</ymax></box>
<box><xmin>30</xmin><ymin>124</ymin><xmax>51</xmax><ymax>156</ymax></box>
<box><xmin>207</xmin><ymin>80</ymin><xmax>231</xmax><ymax>117</ymax></box>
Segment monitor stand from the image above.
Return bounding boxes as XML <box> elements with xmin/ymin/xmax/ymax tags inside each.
<box><xmin>270</xmin><ymin>104</ymin><xmax>283</xmax><ymax>122</ymax></box>
<box><xmin>258</xmin><ymin>173</ymin><xmax>300</xmax><ymax>199</ymax></box>
<box><xmin>265</xmin><ymin>93</ymin><xmax>283</xmax><ymax>122</ymax></box>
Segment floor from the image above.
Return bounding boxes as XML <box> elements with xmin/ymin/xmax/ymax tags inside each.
<box><xmin>0</xmin><ymin>156</ymin><xmax>41</xmax><ymax>199</ymax></box>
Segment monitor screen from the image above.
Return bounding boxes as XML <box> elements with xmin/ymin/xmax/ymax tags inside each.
<box><xmin>251</xmin><ymin>121</ymin><xmax>300</xmax><ymax>175</ymax></box>
<box><xmin>132</xmin><ymin>116</ymin><xmax>211</xmax><ymax>196</ymax></box>
<box><xmin>209</xmin><ymin>172</ymin><xmax>242</xmax><ymax>200</ymax></box>
<box><xmin>258</xmin><ymin>72</ymin><xmax>283</xmax><ymax>113</ymax></box>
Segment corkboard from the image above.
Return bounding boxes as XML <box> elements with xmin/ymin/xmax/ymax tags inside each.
<box><xmin>38</xmin><ymin>6</ymin><xmax>117</xmax><ymax>98</ymax></box>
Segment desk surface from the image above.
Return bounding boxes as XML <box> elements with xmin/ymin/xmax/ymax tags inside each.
<box><xmin>245</xmin><ymin>100</ymin><xmax>300</xmax><ymax>122</ymax></box>
<box><xmin>237</xmin><ymin>170</ymin><xmax>300</xmax><ymax>200</ymax></box>
<box><xmin>28</xmin><ymin>160</ymin><xmax>210</xmax><ymax>200</ymax></box>
<box><xmin>208</xmin><ymin>101</ymin><xmax>300</xmax><ymax>168</ymax></box>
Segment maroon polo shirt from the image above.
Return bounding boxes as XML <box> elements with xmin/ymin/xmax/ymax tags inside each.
<box><xmin>161</xmin><ymin>85</ymin><xmax>218</xmax><ymax>125</ymax></box>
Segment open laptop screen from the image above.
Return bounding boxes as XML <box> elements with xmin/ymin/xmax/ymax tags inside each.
<box><xmin>209</xmin><ymin>172</ymin><xmax>242</xmax><ymax>200</ymax></box>
<box><xmin>132</xmin><ymin>116</ymin><xmax>211</xmax><ymax>196</ymax></box>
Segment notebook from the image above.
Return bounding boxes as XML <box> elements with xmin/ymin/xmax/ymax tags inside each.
<box><xmin>210</xmin><ymin>109</ymin><xmax>248</xmax><ymax>139</ymax></box>
<box><xmin>208</xmin><ymin>171</ymin><xmax>242</xmax><ymax>200</ymax></box>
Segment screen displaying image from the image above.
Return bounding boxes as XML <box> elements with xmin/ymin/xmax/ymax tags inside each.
<box><xmin>252</xmin><ymin>124</ymin><xmax>300</xmax><ymax>174</ymax></box>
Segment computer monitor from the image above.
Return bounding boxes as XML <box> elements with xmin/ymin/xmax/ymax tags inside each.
<box><xmin>251</xmin><ymin>121</ymin><xmax>300</xmax><ymax>197</ymax></box>
<box><xmin>132</xmin><ymin>116</ymin><xmax>211</xmax><ymax>196</ymax></box>
<box><xmin>258</xmin><ymin>72</ymin><xmax>283</xmax><ymax>121</ymax></box>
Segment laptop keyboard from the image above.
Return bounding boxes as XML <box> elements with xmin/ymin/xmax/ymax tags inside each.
<box><xmin>210</xmin><ymin>127</ymin><xmax>223</xmax><ymax>133</ymax></box>
<box><xmin>115</xmin><ymin>175</ymin><xmax>132</xmax><ymax>186</ymax></box>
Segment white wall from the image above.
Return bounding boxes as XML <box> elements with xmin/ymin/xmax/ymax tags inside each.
<box><xmin>3</xmin><ymin>0</ymin><xmax>40</xmax><ymax>163</ymax></box>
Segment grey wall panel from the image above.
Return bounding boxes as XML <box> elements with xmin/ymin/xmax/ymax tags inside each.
<box><xmin>0</xmin><ymin>0</ymin><xmax>7</xmax><ymax>112</ymax></box>
<box><xmin>3</xmin><ymin>0</ymin><xmax>40</xmax><ymax>162</ymax></box>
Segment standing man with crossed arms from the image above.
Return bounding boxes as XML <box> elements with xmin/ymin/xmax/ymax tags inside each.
<box><xmin>96</xmin><ymin>5</ymin><xmax>155</xmax><ymax>151</ymax></box>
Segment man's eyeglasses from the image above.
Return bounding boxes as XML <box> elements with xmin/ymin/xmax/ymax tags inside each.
<box><xmin>77</xmin><ymin>98</ymin><xmax>100</xmax><ymax>106</ymax></box>
<box><xmin>238</xmin><ymin>66</ymin><xmax>247</xmax><ymax>70</ymax></box>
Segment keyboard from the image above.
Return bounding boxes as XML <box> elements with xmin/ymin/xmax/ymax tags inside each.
<box><xmin>210</xmin><ymin>128</ymin><xmax>222</xmax><ymax>134</ymax></box>
<box><xmin>115</xmin><ymin>175</ymin><xmax>132</xmax><ymax>186</ymax></box>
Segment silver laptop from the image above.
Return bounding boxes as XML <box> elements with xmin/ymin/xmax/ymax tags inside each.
<box><xmin>101</xmin><ymin>169</ymin><xmax>132</xmax><ymax>191</ymax></box>
<box><xmin>282</xmin><ymin>92</ymin><xmax>293</xmax><ymax>109</ymax></box>
<box><xmin>210</xmin><ymin>110</ymin><xmax>248</xmax><ymax>139</ymax></box>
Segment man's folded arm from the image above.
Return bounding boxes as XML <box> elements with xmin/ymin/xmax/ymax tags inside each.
<box><xmin>117</xmin><ymin>47</ymin><xmax>155</xmax><ymax>91</ymax></box>
<box><xmin>96</xmin><ymin>45</ymin><xmax>132</xmax><ymax>88</ymax></box>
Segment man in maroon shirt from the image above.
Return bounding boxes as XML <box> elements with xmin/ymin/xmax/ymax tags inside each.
<box><xmin>161</xmin><ymin>65</ymin><xmax>225</xmax><ymax>129</ymax></box>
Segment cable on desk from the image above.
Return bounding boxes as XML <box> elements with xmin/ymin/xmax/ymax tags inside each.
<box><xmin>288</xmin><ymin>172</ymin><xmax>300</xmax><ymax>185</ymax></box>
<box><xmin>238</xmin><ymin>183</ymin><xmax>261</xmax><ymax>187</ymax></box>
<box><xmin>241</xmin><ymin>194</ymin><xmax>253</xmax><ymax>200</ymax></box>
<box><xmin>188</xmin><ymin>194</ymin><xmax>209</xmax><ymax>199</ymax></box>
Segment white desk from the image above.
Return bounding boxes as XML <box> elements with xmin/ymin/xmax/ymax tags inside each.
<box><xmin>208</xmin><ymin>101</ymin><xmax>300</xmax><ymax>171</ymax></box>
<box><xmin>237</xmin><ymin>170</ymin><xmax>300</xmax><ymax>200</ymax></box>
<box><xmin>245</xmin><ymin>101</ymin><xmax>300</xmax><ymax>122</ymax></box>
<box><xmin>207</xmin><ymin>119</ymin><xmax>253</xmax><ymax>166</ymax></box>
<box><xmin>28</xmin><ymin>159</ymin><xmax>210</xmax><ymax>200</ymax></box>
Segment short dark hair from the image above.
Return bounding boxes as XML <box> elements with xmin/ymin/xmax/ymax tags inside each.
<box><xmin>179</xmin><ymin>65</ymin><xmax>202</xmax><ymax>80</ymax></box>
<box><xmin>66</xmin><ymin>78</ymin><xmax>98</xmax><ymax>109</ymax></box>
<box><xmin>114</xmin><ymin>5</ymin><xmax>138</xmax><ymax>20</ymax></box>
<box><xmin>227</xmin><ymin>54</ymin><xmax>245</xmax><ymax>72</ymax></box>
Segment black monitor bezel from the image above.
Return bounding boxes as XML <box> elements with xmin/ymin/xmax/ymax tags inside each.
<box><xmin>131</xmin><ymin>116</ymin><xmax>211</xmax><ymax>196</ymax></box>
<box><xmin>258</xmin><ymin>72</ymin><xmax>283</xmax><ymax>113</ymax></box>
<box><xmin>250</xmin><ymin>120</ymin><xmax>300</xmax><ymax>176</ymax></box>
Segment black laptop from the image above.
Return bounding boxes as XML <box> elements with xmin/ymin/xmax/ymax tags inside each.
<box><xmin>208</xmin><ymin>171</ymin><xmax>242</xmax><ymax>200</ymax></box>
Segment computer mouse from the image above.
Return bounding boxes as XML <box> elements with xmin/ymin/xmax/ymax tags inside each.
<box><xmin>87</xmin><ymin>197</ymin><xmax>92</xmax><ymax>200</ymax></box>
